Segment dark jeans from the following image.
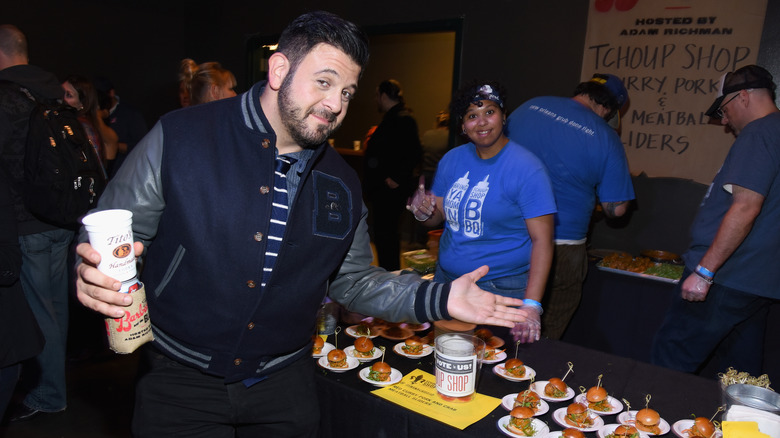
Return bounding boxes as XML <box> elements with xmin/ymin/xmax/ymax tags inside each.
<box><xmin>651</xmin><ymin>269</ymin><xmax>771</xmax><ymax>375</ymax></box>
<box><xmin>18</xmin><ymin>228</ymin><xmax>74</xmax><ymax>412</ymax></box>
<box><xmin>132</xmin><ymin>349</ymin><xmax>319</xmax><ymax>437</ymax></box>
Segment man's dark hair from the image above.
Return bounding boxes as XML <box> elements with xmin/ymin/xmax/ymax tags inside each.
<box><xmin>277</xmin><ymin>11</ymin><xmax>369</xmax><ymax>78</ymax></box>
<box><xmin>573</xmin><ymin>76</ymin><xmax>620</xmax><ymax>121</ymax></box>
<box><xmin>378</xmin><ymin>79</ymin><xmax>404</xmax><ymax>105</ymax></box>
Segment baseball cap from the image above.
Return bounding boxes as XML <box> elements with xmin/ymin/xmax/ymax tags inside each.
<box><xmin>589</xmin><ymin>73</ymin><xmax>628</xmax><ymax>128</ymax></box>
<box><xmin>705</xmin><ymin>65</ymin><xmax>776</xmax><ymax>118</ymax></box>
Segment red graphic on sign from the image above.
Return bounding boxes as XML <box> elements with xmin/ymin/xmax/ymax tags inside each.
<box><xmin>595</xmin><ymin>0</ymin><xmax>640</xmax><ymax>12</ymax></box>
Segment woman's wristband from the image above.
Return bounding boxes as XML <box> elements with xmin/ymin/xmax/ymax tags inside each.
<box><xmin>522</xmin><ymin>298</ymin><xmax>543</xmax><ymax>315</ymax></box>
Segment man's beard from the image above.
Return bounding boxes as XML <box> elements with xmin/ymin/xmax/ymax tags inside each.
<box><xmin>278</xmin><ymin>75</ymin><xmax>341</xmax><ymax>149</ymax></box>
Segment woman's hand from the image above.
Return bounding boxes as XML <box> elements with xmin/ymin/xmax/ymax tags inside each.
<box><xmin>510</xmin><ymin>307</ymin><xmax>541</xmax><ymax>343</ymax></box>
<box><xmin>406</xmin><ymin>176</ymin><xmax>436</xmax><ymax>221</ymax></box>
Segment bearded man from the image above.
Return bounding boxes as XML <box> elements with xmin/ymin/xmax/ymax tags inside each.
<box><xmin>74</xmin><ymin>11</ymin><xmax>531</xmax><ymax>437</ymax></box>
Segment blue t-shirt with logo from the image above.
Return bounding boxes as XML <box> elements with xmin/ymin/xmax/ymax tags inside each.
<box><xmin>506</xmin><ymin>96</ymin><xmax>634</xmax><ymax>241</ymax></box>
<box><xmin>432</xmin><ymin>140</ymin><xmax>556</xmax><ymax>281</ymax></box>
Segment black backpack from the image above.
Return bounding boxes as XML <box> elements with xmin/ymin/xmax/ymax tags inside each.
<box><xmin>22</xmin><ymin>91</ymin><xmax>107</xmax><ymax>228</ymax></box>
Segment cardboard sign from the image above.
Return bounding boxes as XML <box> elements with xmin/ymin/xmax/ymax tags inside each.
<box><xmin>581</xmin><ymin>0</ymin><xmax>768</xmax><ymax>184</ymax></box>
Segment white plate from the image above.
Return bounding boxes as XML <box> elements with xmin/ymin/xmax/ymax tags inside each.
<box><xmin>501</xmin><ymin>393</ymin><xmax>550</xmax><ymax>416</ymax></box>
<box><xmin>484</xmin><ymin>350</ymin><xmax>508</xmax><ymax>364</ymax></box>
<box><xmin>316</xmin><ymin>355</ymin><xmax>359</xmax><ymax>373</ymax></box>
<box><xmin>346</xmin><ymin>325</ymin><xmax>380</xmax><ymax>338</ymax></box>
<box><xmin>671</xmin><ymin>419</ymin><xmax>722</xmax><ymax>438</ymax></box>
<box><xmin>358</xmin><ymin>366</ymin><xmax>402</xmax><ymax>386</ymax></box>
<box><xmin>343</xmin><ymin>345</ymin><xmax>382</xmax><ymax>362</ymax></box>
<box><xmin>493</xmin><ymin>364</ymin><xmax>536</xmax><ymax>382</ymax></box>
<box><xmin>393</xmin><ymin>342</ymin><xmax>433</xmax><ymax>358</ymax></box>
<box><xmin>537</xmin><ymin>433</ymin><xmax>566</xmax><ymax>438</ymax></box>
<box><xmin>574</xmin><ymin>393</ymin><xmax>624</xmax><ymax>415</ymax></box>
<box><xmin>598</xmin><ymin>423</ymin><xmax>651</xmax><ymax>438</ymax></box>
<box><xmin>400</xmin><ymin>322</ymin><xmax>431</xmax><ymax>331</ymax></box>
<box><xmin>529</xmin><ymin>381</ymin><xmax>575</xmax><ymax>402</ymax></box>
<box><xmin>552</xmin><ymin>406</ymin><xmax>605</xmax><ymax>432</ymax></box>
<box><xmin>497</xmin><ymin>415</ymin><xmax>550</xmax><ymax>437</ymax></box>
<box><xmin>618</xmin><ymin>411</ymin><xmax>671</xmax><ymax>436</ymax></box>
<box><xmin>311</xmin><ymin>342</ymin><xmax>335</xmax><ymax>358</ymax></box>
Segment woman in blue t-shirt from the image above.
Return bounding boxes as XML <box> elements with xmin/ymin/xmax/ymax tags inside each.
<box><xmin>408</xmin><ymin>81</ymin><xmax>556</xmax><ymax>342</ymax></box>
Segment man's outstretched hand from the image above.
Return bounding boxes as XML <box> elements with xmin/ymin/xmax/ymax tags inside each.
<box><xmin>447</xmin><ymin>265</ymin><xmax>527</xmax><ymax>328</ymax></box>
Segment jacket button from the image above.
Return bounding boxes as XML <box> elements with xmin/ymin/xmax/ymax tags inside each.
<box><xmin>247</xmin><ymin>280</ymin><xmax>256</xmax><ymax>288</ymax></box>
<box><xmin>260</xmin><ymin>186</ymin><xmax>270</xmax><ymax>194</ymax></box>
<box><xmin>247</xmin><ymin>322</ymin><xmax>255</xmax><ymax>330</ymax></box>
<box><xmin>234</xmin><ymin>358</ymin><xmax>242</xmax><ymax>366</ymax></box>
<box><xmin>262</xmin><ymin>139</ymin><xmax>270</xmax><ymax>148</ymax></box>
<box><xmin>254</xmin><ymin>232</ymin><xmax>263</xmax><ymax>241</ymax></box>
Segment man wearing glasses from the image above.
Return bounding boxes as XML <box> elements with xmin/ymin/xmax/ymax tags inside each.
<box><xmin>652</xmin><ymin>65</ymin><xmax>780</xmax><ymax>375</ymax></box>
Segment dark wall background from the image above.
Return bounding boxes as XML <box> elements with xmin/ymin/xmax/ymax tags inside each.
<box><xmin>7</xmin><ymin>1</ymin><xmax>780</xmax><ymax>126</ymax></box>
<box><xmin>5</xmin><ymin>0</ymin><xmax>591</xmax><ymax>127</ymax></box>
<box><xmin>6</xmin><ymin>0</ymin><xmax>780</xmax><ymax>251</ymax></box>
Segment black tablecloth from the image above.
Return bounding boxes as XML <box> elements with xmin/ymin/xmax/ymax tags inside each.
<box><xmin>316</xmin><ymin>330</ymin><xmax>721</xmax><ymax>438</ymax></box>
<box><xmin>564</xmin><ymin>262</ymin><xmax>676</xmax><ymax>363</ymax></box>
<box><xmin>565</xmin><ymin>261</ymin><xmax>780</xmax><ymax>379</ymax></box>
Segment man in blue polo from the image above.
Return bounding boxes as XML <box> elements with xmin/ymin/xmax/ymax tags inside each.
<box><xmin>506</xmin><ymin>74</ymin><xmax>635</xmax><ymax>339</ymax></box>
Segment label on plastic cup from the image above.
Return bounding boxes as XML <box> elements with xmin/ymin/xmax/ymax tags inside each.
<box><xmin>434</xmin><ymin>333</ymin><xmax>485</xmax><ymax>402</ymax></box>
<box><xmin>435</xmin><ymin>349</ymin><xmax>478</xmax><ymax>397</ymax></box>
<box><xmin>82</xmin><ymin>209</ymin><xmax>136</xmax><ymax>282</ymax></box>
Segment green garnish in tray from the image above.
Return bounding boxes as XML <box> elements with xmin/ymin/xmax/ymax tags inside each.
<box><xmin>643</xmin><ymin>263</ymin><xmax>684</xmax><ymax>280</ymax></box>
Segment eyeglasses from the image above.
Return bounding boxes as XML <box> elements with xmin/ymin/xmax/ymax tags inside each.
<box><xmin>715</xmin><ymin>92</ymin><xmax>740</xmax><ymax>118</ymax></box>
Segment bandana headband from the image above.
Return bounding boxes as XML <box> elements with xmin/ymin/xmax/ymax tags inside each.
<box><xmin>471</xmin><ymin>84</ymin><xmax>504</xmax><ymax>109</ymax></box>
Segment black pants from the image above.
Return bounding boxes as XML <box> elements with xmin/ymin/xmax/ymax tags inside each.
<box><xmin>132</xmin><ymin>349</ymin><xmax>319</xmax><ymax>437</ymax></box>
<box><xmin>651</xmin><ymin>270</ymin><xmax>770</xmax><ymax>375</ymax></box>
<box><xmin>368</xmin><ymin>186</ymin><xmax>407</xmax><ymax>271</ymax></box>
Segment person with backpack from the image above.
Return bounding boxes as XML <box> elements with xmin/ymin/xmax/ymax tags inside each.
<box><xmin>0</xmin><ymin>24</ymin><xmax>76</xmax><ymax>422</ymax></box>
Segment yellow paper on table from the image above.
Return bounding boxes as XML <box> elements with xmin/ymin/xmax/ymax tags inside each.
<box><xmin>371</xmin><ymin>368</ymin><xmax>501</xmax><ymax>430</ymax></box>
<box><xmin>722</xmin><ymin>421</ymin><xmax>771</xmax><ymax>438</ymax></box>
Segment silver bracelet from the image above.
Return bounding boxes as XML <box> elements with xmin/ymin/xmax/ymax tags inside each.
<box><xmin>694</xmin><ymin>271</ymin><xmax>714</xmax><ymax>284</ymax></box>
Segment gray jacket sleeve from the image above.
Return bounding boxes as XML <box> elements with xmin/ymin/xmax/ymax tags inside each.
<box><xmin>78</xmin><ymin>122</ymin><xmax>166</xmax><ymax>248</ymax></box>
<box><xmin>328</xmin><ymin>204</ymin><xmax>451</xmax><ymax>324</ymax></box>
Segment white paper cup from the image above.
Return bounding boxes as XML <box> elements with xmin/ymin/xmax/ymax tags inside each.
<box><xmin>82</xmin><ymin>209</ymin><xmax>136</xmax><ymax>282</ymax></box>
<box><xmin>434</xmin><ymin>333</ymin><xmax>485</xmax><ymax>402</ymax></box>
